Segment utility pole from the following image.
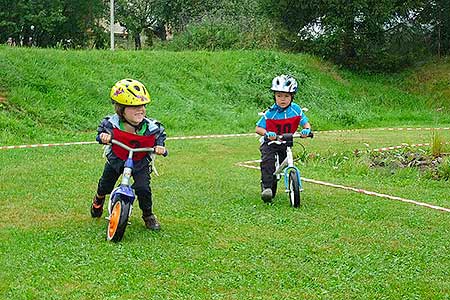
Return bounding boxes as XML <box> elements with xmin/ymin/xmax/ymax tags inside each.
<box><xmin>110</xmin><ymin>0</ymin><xmax>114</xmax><ymax>50</ymax></box>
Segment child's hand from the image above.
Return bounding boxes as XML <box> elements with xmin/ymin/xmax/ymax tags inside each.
<box><xmin>300</xmin><ymin>128</ymin><xmax>311</xmax><ymax>137</ymax></box>
<box><xmin>99</xmin><ymin>133</ymin><xmax>112</xmax><ymax>144</ymax></box>
<box><xmin>264</xmin><ymin>131</ymin><xmax>277</xmax><ymax>141</ymax></box>
<box><xmin>155</xmin><ymin>146</ymin><xmax>166</xmax><ymax>155</ymax></box>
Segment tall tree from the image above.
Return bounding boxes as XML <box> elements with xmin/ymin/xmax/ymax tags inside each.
<box><xmin>0</xmin><ymin>0</ymin><xmax>65</xmax><ymax>46</ymax></box>
<box><xmin>262</xmin><ymin>0</ymin><xmax>429</xmax><ymax>70</ymax></box>
<box><xmin>115</xmin><ymin>0</ymin><xmax>161</xmax><ymax>49</ymax></box>
<box><xmin>417</xmin><ymin>0</ymin><xmax>450</xmax><ymax>55</ymax></box>
<box><xmin>0</xmin><ymin>0</ymin><xmax>106</xmax><ymax>48</ymax></box>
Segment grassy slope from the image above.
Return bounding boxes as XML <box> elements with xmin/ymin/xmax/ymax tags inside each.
<box><xmin>0</xmin><ymin>46</ymin><xmax>449</xmax><ymax>145</ymax></box>
<box><xmin>1</xmin><ymin>48</ymin><xmax>450</xmax><ymax>298</ymax></box>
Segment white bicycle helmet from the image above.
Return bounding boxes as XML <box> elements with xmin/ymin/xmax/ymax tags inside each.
<box><xmin>271</xmin><ymin>75</ymin><xmax>298</xmax><ymax>94</ymax></box>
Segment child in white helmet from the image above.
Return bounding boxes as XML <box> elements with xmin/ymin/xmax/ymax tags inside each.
<box><xmin>91</xmin><ymin>79</ymin><xmax>166</xmax><ymax>230</ymax></box>
<box><xmin>255</xmin><ymin>75</ymin><xmax>311</xmax><ymax>203</ymax></box>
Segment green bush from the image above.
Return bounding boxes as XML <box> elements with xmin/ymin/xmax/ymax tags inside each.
<box><xmin>158</xmin><ymin>16</ymin><xmax>278</xmax><ymax>51</ymax></box>
<box><xmin>436</xmin><ymin>157</ymin><xmax>450</xmax><ymax>180</ymax></box>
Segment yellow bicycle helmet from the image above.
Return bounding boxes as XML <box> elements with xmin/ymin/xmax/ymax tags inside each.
<box><xmin>110</xmin><ymin>79</ymin><xmax>151</xmax><ymax>106</ymax></box>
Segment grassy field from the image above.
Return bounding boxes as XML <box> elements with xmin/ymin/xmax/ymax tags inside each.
<box><xmin>1</xmin><ymin>129</ymin><xmax>449</xmax><ymax>299</ymax></box>
<box><xmin>0</xmin><ymin>48</ymin><xmax>450</xmax><ymax>299</ymax></box>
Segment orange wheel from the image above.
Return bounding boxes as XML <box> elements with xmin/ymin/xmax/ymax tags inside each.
<box><xmin>107</xmin><ymin>201</ymin><xmax>121</xmax><ymax>240</ymax></box>
<box><xmin>106</xmin><ymin>197</ymin><xmax>131</xmax><ymax>242</ymax></box>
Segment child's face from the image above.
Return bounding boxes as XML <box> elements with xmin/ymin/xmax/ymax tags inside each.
<box><xmin>274</xmin><ymin>92</ymin><xmax>292</xmax><ymax>108</ymax></box>
<box><xmin>123</xmin><ymin>105</ymin><xmax>146</xmax><ymax>125</ymax></box>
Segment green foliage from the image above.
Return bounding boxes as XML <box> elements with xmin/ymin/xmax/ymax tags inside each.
<box><xmin>0</xmin><ymin>47</ymin><xmax>449</xmax><ymax>145</ymax></box>
<box><xmin>165</xmin><ymin>21</ymin><xmax>241</xmax><ymax>51</ymax></box>
<box><xmin>0</xmin><ymin>0</ymin><xmax>106</xmax><ymax>48</ymax></box>
<box><xmin>115</xmin><ymin>0</ymin><xmax>162</xmax><ymax>50</ymax></box>
<box><xmin>436</xmin><ymin>156</ymin><xmax>450</xmax><ymax>180</ymax></box>
<box><xmin>431</xmin><ymin>130</ymin><xmax>445</xmax><ymax>157</ymax></box>
<box><xmin>158</xmin><ymin>5</ymin><xmax>277</xmax><ymax>51</ymax></box>
<box><xmin>262</xmin><ymin>0</ymin><xmax>449</xmax><ymax>71</ymax></box>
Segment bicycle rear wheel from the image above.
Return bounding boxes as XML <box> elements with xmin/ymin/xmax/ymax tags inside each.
<box><xmin>288</xmin><ymin>170</ymin><xmax>301</xmax><ymax>208</ymax></box>
<box><xmin>106</xmin><ymin>195</ymin><xmax>131</xmax><ymax>242</ymax></box>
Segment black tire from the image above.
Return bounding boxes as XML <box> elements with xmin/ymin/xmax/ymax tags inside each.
<box><xmin>106</xmin><ymin>196</ymin><xmax>131</xmax><ymax>242</ymax></box>
<box><xmin>271</xmin><ymin>175</ymin><xmax>278</xmax><ymax>199</ymax></box>
<box><xmin>288</xmin><ymin>170</ymin><xmax>301</xmax><ymax>208</ymax></box>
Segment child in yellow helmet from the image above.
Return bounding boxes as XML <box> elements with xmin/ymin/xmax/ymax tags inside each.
<box><xmin>91</xmin><ymin>79</ymin><xmax>166</xmax><ymax>231</ymax></box>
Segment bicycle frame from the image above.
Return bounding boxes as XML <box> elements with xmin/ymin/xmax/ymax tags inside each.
<box><xmin>272</xmin><ymin>134</ymin><xmax>303</xmax><ymax>193</ymax></box>
<box><xmin>107</xmin><ymin>139</ymin><xmax>155</xmax><ymax>217</ymax></box>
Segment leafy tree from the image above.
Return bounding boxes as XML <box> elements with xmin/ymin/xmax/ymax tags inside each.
<box><xmin>0</xmin><ymin>0</ymin><xmax>65</xmax><ymax>46</ymax></box>
<box><xmin>115</xmin><ymin>0</ymin><xmax>162</xmax><ymax>49</ymax></box>
<box><xmin>417</xmin><ymin>0</ymin><xmax>450</xmax><ymax>55</ymax></box>
<box><xmin>0</xmin><ymin>0</ymin><xmax>106</xmax><ymax>48</ymax></box>
<box><xmin>58</xmin><ymin>0</ymin><xmax>107</xmax><ymax>48</ymax></box>
<box><xmin>262</xmin><ymin>0</ymin><xmax>434</xmax><ymax>71</ymax></box>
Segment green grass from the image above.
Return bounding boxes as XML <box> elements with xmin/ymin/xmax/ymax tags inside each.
<box><xmin>1</xmin><ymin>48</ymin><xmax>450</xmax><ymax>299</ymax></box>
<box><xmin>1</xmin><ymin>130</ymin><xmax>449</xmax><ymax>299</ymax></box>
<box><xmin>0</xmin><ymin>47</ymin><xmax>449</xmax><ymax>146</ymax></box>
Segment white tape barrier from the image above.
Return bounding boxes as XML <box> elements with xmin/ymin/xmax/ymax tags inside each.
<box><xmin>167</xmin><ymin>133</ymin><xmax>256</xmax><ymax>140</ymax></box>
<box><xmin>371</xmin><ymin>143</ymin><xmax>430</xmax><ymax>152</ymax></box>
<box><xmin>325</xmin><ymin>127</ymin><xmax>450</xmax><ymax>133</ymax></box>
<box><xmin>1</xmin><ymin>126</ymin><xmax>450</xmax><ymax>150</ymax></box>
<box><xmin>236</xmin><ymin>160</ymin><xmax>450</xmax><ymax>213</ymax></box>
<box><xmin>0</xmin><ymin>133</ymin><xmax>258</xmax><ymax>150</ymax></box>
<box><xmin>0</xmin><ymin>141</ymin><xmax>97</xmax><ymax>150</ymax></box>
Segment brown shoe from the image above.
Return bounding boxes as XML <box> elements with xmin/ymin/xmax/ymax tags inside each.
<box><xmin>142</xmin><ymin>214</ymin><xmax>161</xmax><ymax>231</ymax></box>
<box><xmin>90</xmin><ymin>195</ymin><xmax>105</xmax><ymax>218</ymax></box>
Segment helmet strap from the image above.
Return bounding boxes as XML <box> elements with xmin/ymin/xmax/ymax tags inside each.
<box><xmin>122</xmin><ymin>118</ymin><xmax>144</xmax><ymax>132</ymax></box>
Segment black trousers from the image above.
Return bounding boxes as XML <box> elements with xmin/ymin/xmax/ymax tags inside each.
<box><xmin>260</xmin><ymin>142</ymin><xmax>287</xmax><ymax>190</ymax></box>
<box><xmin>96</xmin><ymin>157</ymin><xmax>153</xmax><ymax>216</ymax></box>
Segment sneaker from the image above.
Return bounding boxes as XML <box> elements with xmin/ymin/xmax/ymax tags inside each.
<box><xmin>90</xmin><ymin>196</ymin><xmax>105</xmax><ymax>218</ymax></box>
<box><xmin>143</xmin><ymin>214</ymin><xmax>161</xmax><ymax>231</ymax></box>
<box><xmin>261</xmin><ymin>188</ymin><xmax>273</xmax><ymax>203</ymax></box>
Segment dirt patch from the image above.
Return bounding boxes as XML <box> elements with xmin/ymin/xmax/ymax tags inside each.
<box><xmin>0</xmin><ymin>96</ymin><xmax>6</xmax><ymax>103</ymax></box>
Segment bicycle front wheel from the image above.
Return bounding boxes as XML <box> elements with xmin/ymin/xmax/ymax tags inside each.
<box><xmin>288</xmin><ymin>170</ymin><xmax>301</xmax><ymax>208</ymax></box>
<box><xmin>106</xmin><ymin>196</ymin><xmax>131</xmax><ymax>242</ymax></box>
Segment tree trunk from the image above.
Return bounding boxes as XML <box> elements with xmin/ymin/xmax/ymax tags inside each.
<box><xmin>134</xmin><ymin>32</ymin><xmax>141</xmax><ymax>50</ymax></box>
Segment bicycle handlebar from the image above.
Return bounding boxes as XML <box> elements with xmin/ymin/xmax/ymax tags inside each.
<box><xmin>110</xmin><ymin>139</ymin><xmax>168</xmax><ymax>157</ymax></box>
<box><xmin>268</xmin><ymin>132</ymin><xmax>313</xmax><ymax>146</ymax></box>
<box><xmin>289</xmin><ymin>132</ymin><xmax>314</xmax><ymax>139</ymax></box>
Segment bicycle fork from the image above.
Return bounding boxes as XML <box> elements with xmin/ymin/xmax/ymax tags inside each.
<box><xmin>107</xmin><ymin>155</ymin><xmax>135</xmax><ymax>222</ymax></box>
<box><xmin>274</xmin><ymin>147</ymin><xmax>303</xmax><ymax>193</ymax></box>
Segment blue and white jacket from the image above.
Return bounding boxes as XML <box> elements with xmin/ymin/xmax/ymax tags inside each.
<box><xmin>256</xmin><ymin>103</ymin><xmax>309</xmax><ymax>144</ymax></box>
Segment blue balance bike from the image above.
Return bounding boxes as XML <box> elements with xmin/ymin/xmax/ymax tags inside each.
<box><xmin>269</xmin><ymin>132</ymin><xmax>313</xmax><ymax>207</ymax></box>
<box><xmin>106</xmin><ymin>139</ymin><xmax>166</xmax><ymax>242</ymax></box>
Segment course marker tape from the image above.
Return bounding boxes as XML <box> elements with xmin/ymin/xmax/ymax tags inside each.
<box><xmin>0</xmin><ymin>141</ymin><xmax>97</xmax><ymax>150</ymax></box>
<box><xmin>370</xmin><ymin>141</ymin><xmax>450</xmax><ymax>152</ymax></box>
<box><xmin>1</xmin><ymin>126</ymin><xmax>449</xmax><ymax>150</ymax></box>
<box><xmin>371</xmin><ymin>143</ymin><xmax>430</xmax><ymax>152</ymax></box>
<box><xmin>324</xmin><ymin>127</ymin><xmax>450</xmax><ymax>133</ymax></box>
<box><xmin>236</xmin><ymin>160</ymin><xmax>450</xmax><ymax>213</ymax></box>
<box><xmin>167</xmin><ymin>133</ymin><xmax>256</xmax><ymax>140</ymax></box>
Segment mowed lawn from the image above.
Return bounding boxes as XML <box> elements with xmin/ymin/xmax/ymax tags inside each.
<box><xmin>0</xmin><ymin>128</ymin><xmax>449</xmax><ymax>299</ymax></box>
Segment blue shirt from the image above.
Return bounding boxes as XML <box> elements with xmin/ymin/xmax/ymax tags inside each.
<box><xmin>256</xmin><ymin>103</ymin><xmax>309</xmax><ymax>144</ymax></box>
<box><xmin>256</xmin><ymin>103</ymin><xmax>309</xmax><ymax>129</ymax></box>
